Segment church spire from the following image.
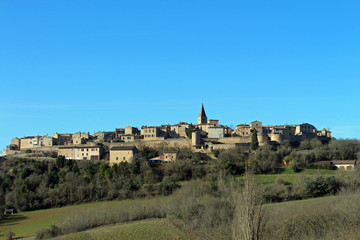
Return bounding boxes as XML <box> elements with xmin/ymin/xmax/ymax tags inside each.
<box><xmin>198</xmin><ymin>104</ymin><xmax>207</xmax><ymax>124</ymax></box>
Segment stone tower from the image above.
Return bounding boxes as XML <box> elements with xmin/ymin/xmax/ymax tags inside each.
<box><xmin>192</xmin><ymin>131</ymin><xmax>201</xmax><ymax>146</ymax></box>
<box><xmin>198</xmin><ymin>104</ymin><xmax>207</xmax><ymax>125</ymax></box>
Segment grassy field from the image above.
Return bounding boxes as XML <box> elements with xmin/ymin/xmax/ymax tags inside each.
<box><xmin>0</xmin><ymin>169</ymin><xmax>342</xmax><ymax>239</ymax></box>
<box><xmin>0</xmin><ymin>198</ymin><xmax>168</xmax><ymax>239</ymax></box>
<box><xmin>255</xmin><ymin>168</ymin><xmax>336</xmax><ymax>184</ymax></box>
<box><xmin>52</xmin><ymin>218</ymin><xmax>193</xmax><ymax>240</ymax></box>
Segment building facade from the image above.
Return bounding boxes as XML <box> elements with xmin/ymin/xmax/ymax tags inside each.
<box><xmin>58</xmin><ymin>145</ymin><xmax>102</xmax><ymax>160</ymax></box>
<box><xmin>109</xmin><ymin>146</ymin><xmax>138</xmax><ymax>165</ymax></box>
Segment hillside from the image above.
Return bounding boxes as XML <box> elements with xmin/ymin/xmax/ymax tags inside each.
<box><xmin>51</xmin><ymin>218</ymin><xmax>193</xmax><ymax>240</ymax></box>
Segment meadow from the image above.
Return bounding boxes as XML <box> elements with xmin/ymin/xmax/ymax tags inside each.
<box><xmin>255</xmin><ymin>168</ymin><xmax>336</xmax><ymax>184</ymax></box>
<box><xmin>0</xmin><ymin>197</ymin><xmax>169</xmax><ymax>239</ymax></box>
<box><xmin>51</xmin><ymin>218</ymin><xmax>193</xmax><ymax>240</ymax></box>
<box><xmin>0</xmin><ymin>168</ymin><xmax>345</xmax><ymax>240</ymax></box>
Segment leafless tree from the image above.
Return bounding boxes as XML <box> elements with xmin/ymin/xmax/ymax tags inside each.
<box><xmin>232</xmin><ymin>173</ymin><xmax>266</xmax><ymax>240</ymax></box>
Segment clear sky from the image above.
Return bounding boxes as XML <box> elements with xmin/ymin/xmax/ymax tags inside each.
<box><xmin>1</xmin><ymin>0</ymin><xmax>360</xmax><ymax>153</ymax></box>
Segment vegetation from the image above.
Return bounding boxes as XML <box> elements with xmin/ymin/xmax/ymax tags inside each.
<box><xmin>51</xmin><ymin>218</ymin><xmax>193</xmax><ymax>240</ymax></box>
<box><xmin>1</xmin><ymin>139</ymin><xmax>360</xmax><ymax>239</ymax></box>
<box><xmin>250</xmin><ymin>129</ymin><xmax>259</xmax><ymax>150</ymax></box>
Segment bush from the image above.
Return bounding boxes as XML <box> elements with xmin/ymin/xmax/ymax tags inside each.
<box><xmin>168</xmin><ymin>179</ymin><xmax>235</xmax><ymax>240</ymax></box>
<box><xmin>303</xmin><ymin>176</ymin><xmax>341</xmax><ymax>198</ymax></box>
<box><xmin>36</xmin><ymin>225</ymin><xmax>62</xmax><ymax>239</ymax></box>
<box><xmin>36</xmin><ymin>198</ymin><xmax>167</xmax><ymax>238</ymax></box>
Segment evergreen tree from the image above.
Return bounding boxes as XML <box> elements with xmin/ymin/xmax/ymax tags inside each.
<box><xmin>250</xmin><ymin>129</ymin><xmax>259</xmax><ymax>150</ymax></box>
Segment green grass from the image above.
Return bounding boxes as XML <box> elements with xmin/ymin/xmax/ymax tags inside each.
<box><xmin>0</xmin><ymin>168</ymin><xmax>342</xmax><ymax>239</ymax></box>
<box><xmin>52</xmin><ymin>218</ymin><xmax>193</xmax><ymax>240</ymax></box>
<box><xmin>255</xmin><ymin>168</ymin><xmax>337</xmax><ymax>184</ymax></box>
<box><xmin>0</xmin><ymin>198</ymin><xmax>169</xmax><ymax>239</ymax></box>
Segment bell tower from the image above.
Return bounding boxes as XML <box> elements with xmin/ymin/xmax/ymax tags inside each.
<box><xmin>197</xmin><ymin>104</ymin><xmax>207</xmax><ymax>125</ymax></box>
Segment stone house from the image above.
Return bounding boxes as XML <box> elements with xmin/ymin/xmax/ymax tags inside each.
<box><xmin>94</xmin><ymin>131</ymin><xmax>115</xmax><ymax>142</ymax></box>
<box><xmin>125</xmin><ymin>126</ymin><xmax>139</xmax><ymax>135</ymax></box>
<box><xmin>208</xmin><ymin>126</ymin><xmax>225</xmax><ymax>138</ymax></box>
<box><xmin>19</xmin><ymin>135</ymin><xmax>55</xmax><ymax>150</ymax></box>
<box><xmin>109</xmin><ymin>146</ymin><xmax>138</xmax><ymax>166</ymax></box>
<box><xmin>313</xmin><ymin>160</ymin><xmax>357</xmax><ymax>170</ymax></box>
<box><xmin>58</xmin><ymin>145</ymin><xmax>102</xmax><ymax>160</ymax></box>
<box><xmin>53</xmin><ymin>133</ymin><xmax>73</xmax><ymax>145</ymax></box>
<box><xmin>317</xmin><ymin>128</ymin><xmax>332</xmax><ymax>138</ymax></box>
<box><xmin>115</xmin><ymin>128</ymin><xmax>125</xmax><ymax>138</ymax></box>
<box><xmin>148</xmin><ymin>152</ymin><xmax>178</xmax><ymax>163</ymax></box>
<box><xmin>333</xmin><ymin>160</ymin><xmax>357</xmax><ymax>170</ymax></box>
<box><xmin>141</xmin><ymin>126</ymin><xmax>166</xmax><ymax>140</ymax></box>
<box><xmin>250</xmin><ymin>121</ymin><xmax>262</xmax><ymax>131</ymax></box>
<box><xmin>120</xmin><ymin>134</ymin><xmax>135</xmax><ymax>142</ymax></box>
<box><xmin>234</xmin><ymin>124</ymin><xmax>251</xmax><ymax>137</ymax></box>
<box><xmin>9</xmin><ymin>137</ymin><xmax>20</xmax><ymax>150</ymax></box>
<box><xmin>295</xmin><ymin>123</ymin><xmax>316</xmax><ymax>135</ymax></box>
<box><xmin>72</xmin><ymin>132</ymin><xmax>90</xmax><ymax>145</ymax></box>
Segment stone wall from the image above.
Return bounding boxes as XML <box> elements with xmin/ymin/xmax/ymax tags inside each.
<box><xmin>109</xmin><ymin>138</ymin><xmax>192</xmax><ymax>150</ymax></box>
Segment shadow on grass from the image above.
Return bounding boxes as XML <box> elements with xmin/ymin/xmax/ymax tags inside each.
<box><xmin>0</xmin><ymin>214</ymin><xmax>28</xmax><ymax>227</ymax></box>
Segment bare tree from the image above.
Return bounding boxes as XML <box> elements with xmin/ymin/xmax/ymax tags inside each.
<box><xmin>232</xmin><ymin>173</ymin><xmax>266</xmax><ymax>240</ymax></box>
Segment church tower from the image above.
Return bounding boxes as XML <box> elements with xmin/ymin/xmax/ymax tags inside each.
<box><xmin>198</xmin><ymin>104</ymin><xmax>207</xmax><ymax>125</ymax></box>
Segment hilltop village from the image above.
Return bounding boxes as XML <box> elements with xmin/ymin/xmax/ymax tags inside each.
<box><xmin>4</xmin><ymin>105</ymin><xmax>332</xmax><ymax>165</ymax></box>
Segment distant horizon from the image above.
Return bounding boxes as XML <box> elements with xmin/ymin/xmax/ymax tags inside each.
<box><xmin>1</xmin><ymin>0</ymin><xmax>360</xmax><ymax>153</ymax></box>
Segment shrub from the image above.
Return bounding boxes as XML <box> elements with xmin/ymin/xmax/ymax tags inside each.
<box><xmin>36</xmin><ymin>225</ymin><xmax>62</xmax><ymax>239</ymax></box>
<box><xmin>303</xmin><ymin>176</ymin><xmax>341</xmax><ymax>198</ymax></box>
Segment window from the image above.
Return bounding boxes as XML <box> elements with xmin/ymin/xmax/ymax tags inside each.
<box><xmin>123</xmin><ymin>157</ymin><xmax>126</xmax><ymax>160</ymax></box>
<box><xmin>116</xmin><ymin>157</ymin><xmax>118</xmax><ymax>160</ymax></box>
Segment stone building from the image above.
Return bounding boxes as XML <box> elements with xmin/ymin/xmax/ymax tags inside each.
<box><xmin>317</xmin><ymin>128</ymin><xmax>332</xmax><ymax>138</ymax></box>
<box><xmin>295</xmin><ymin>123</ymin><xmax>316</xmax><ymax>135</ymax></box>
<box><xmin>115</xmin><ymin>128</ymin><xmax>125</xmax><ymax>138</ymax></box>
<box><xmin>170</xmin><ymin>122</ymin><xmax>193</xmax><ymax>138</ymax></box>
<box><xmin>53</xmin><ymin>133</ymin><xmax>73</xmax><ymax>145</ymax></box>
<box><xmin>94</xmin><ymin>131</ymin><xmax>115</xmax><ymax>142</ymax></box>
<box><xmin>250</xmin><ymin>121</ymin><xmax>262</xmax><ymax>132</ymax></box>
<box><xmin>141</xmin><ymin>126</ymin><xmax>167</xmax><ymax>140</ymax></box>
<box><xmin>9</xmin><ymin>137</ymin><xmax>20</xmax><ymax>150</ymax></box>
<box><xmin>234</xmin><ymin>124</ymin><xmax>252</xmax><ymax>137</ymax></box>
<box><xmin>148</xmin><ymin>152</ymin><xmax>178</xmax><ymax>163</ymax></box>
<box><xmin>208</xmin><ymin>126</ymin><xmax>225</xmax><ymax>138</ymax></box>
<box><xmin>109</xmin><ymin>146</ymin><xmax>138</xmax><ymax>165</ymax></box>
<box><xmin>125</xmin><ymin>126</ymin><xmax>139</xmax><ymax>135</ymax></box>
<box><xmin>120</xmin><ymin>134</ymin><xmax>135</xmax><ymax>142</ymax></box>
<box><xmin>72</xmin><ymin>132</ymin><xmax>90</xmax><ymax>145</ymax></box>
<box><xmin>58</xmin><ymin>145</ymin><xmax>102</xmax><ymax>160</ymax></box>
<box><xmin>19</xmin><ymin>135</ymin><xmax>55</xmax><ymax>150</ymax></box>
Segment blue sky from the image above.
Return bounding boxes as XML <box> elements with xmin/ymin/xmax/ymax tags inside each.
<box><xmin>1</xmin><ymin>0</ymin><xmax>360</xmax><ymax>153</ymax></box>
